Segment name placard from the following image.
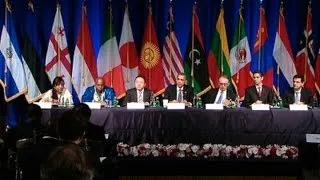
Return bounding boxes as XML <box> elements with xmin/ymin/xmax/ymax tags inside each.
<box><xmin>251</xmin><ymin>104</ymin><xmax>270</xmax><ymax>110</ymax></box>
<box><xmin>289</xmin><ymin>104</ymin><xmax>308</xmax><ymax>111</ymax></box>
<box><xmin>205</xmin><ymin>103</ymin><xmax>224</xmax><ymax>110</ymax></box>
<box><xmin>306</xmin><ymin>134</ymin><xmax>320</xmax><ymax>143</ymax></box>
<box><xmin>33</xmin><ymin>102</ymin><xmax>52</xmax><ymax>109</ymax></box>
<box><xmin>84</xmin><ymin>102</ymin><xmax>101</xmax><ymax>109</ymax></box>
<box><xmin>167</xmin><ymin>103</ymin><xmax>185</xmax><ymax>109</ymax></box>
<box><xmin>127</xmin><ymin>102</ymin><xmax>145</xmax><ymax>109</ymax></box>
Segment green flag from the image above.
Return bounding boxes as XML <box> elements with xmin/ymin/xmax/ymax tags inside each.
<box><xmin>184</xmin><ymin>5</ymin><xmax>210</xmax><ymax>95</ymax></box>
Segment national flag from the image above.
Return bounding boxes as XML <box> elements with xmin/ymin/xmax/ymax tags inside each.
<box><xmin>295</xmin><ymin>4</ymin><xmax>318</xmax><ymax>94</ymax></box>
<box><xmin>252</xmin><ymin>5</ymin><xmax>273</xmax><ymax>88</ymax></box>
<box><xmin>97</xmin><ymin>3</ymin><xmax>126</xmax><ymax>98</ymax></box>
<box><xmin>230</xmin><ymin>4</ymin><xmax>251</xmax><ymax>98</ymax></box>
<box><xmin>316</xmin><ymin>48</ymin><xmax>320</xmax><ymax>92</ymax></box>
<box><xmin>22</xmin><ymin>1</ymin><xmax>50</xmax><ymax>103</ymax></box>
<box><xmin>72</xmin><ymin>5</ymin><xmax>97</xmax><ymax>101</ymax></box>
<box><xmin>0</xmin><ymin>4</ymin><xmax>27</xmax><ymax>101</ymax></box>
<box><xmin>45</xmin><ymin>3</ymin><xmax>72</xmax><ymax>93</ymax></box>
<box><xmin>162</xmin><ymin>3</ymin><xmax>184</xmax><ymax>87</ymax></box>
<box><xmin>207</xmin><ymin>6</ymin><xmax>232</xmax><ymax>89</ymax></box>
<box><xmin>272</xmin><ymin>5</ymin><xmax>297</xmax><ymax>90</ymax></box>
<box><xmin>139</xmin><ymin>3</ymin><xmax>165</xmax><ymax>95</ymax></box>
<box><xmin>184</xmin><ymin>4</ymin><xmax>210</xmax><ymax>95</ymax></box>
<box><xmin>119</xmin><ymin>4</ymin><xmax>138</xmax><ymax>90</ymax></box>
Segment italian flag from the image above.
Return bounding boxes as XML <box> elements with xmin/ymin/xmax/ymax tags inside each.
<box><xmin>97</xmin><ymin>4</ymin><xmax>125</xmax><ymax>98</ymax></box>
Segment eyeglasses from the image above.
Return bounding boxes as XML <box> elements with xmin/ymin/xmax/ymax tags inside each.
<box><xmin>219</xmin><ymin>83</ymin><xmax>228</xmax><ymax>86</ymax></box>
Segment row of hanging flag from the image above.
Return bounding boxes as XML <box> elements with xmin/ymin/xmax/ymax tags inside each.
<box><xmin>0</xmin><ymin>0</ymin><xmax>319</xmax><ymax>105</ymax></box>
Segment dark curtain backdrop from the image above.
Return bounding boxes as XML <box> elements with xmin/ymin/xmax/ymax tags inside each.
<box><xmin>0</xmin><ymin>0</ymin><xmax>320</xmax><ymax>126</ymax></box>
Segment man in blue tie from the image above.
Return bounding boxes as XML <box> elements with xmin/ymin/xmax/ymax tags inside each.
<box><xmin>282</xmin><ymin>74</ymin><xmax>313</xmax><ymax>107</ymax></box>
<box><xmin>202</xmin><ymin>75</ymin><xmax>236</xmax><ymax>105</ymax></box>
<box><xmin>164</xmin><ymin>73</ymin><xmax>194</xmax><ymax>104</ymax></box>
<box><xmin>81</xmin><ymin>77</ymin><xmax>116</xmax><ymax>106</ymax></box>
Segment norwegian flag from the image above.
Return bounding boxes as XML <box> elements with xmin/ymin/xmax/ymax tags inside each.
<box><xmin>45</xmin><ymin>3</ymin><xmax>72</xmax><ymax>93</ymax></box>
<box><xmin>295</xmin><ymin>4</ymin><xmax>318</xmax><ymax>94</ymax></box>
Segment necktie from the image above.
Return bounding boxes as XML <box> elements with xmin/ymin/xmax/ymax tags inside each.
<box><xmin>216</xmin><ymin>91</ymin><xmax>224</xmax><ymax>104</ymax></box>
<box><xmin>257</xmin><ymin>87</ymin><xmax>262</xmax><ymax>97</ymax></box>
<box><xmin>138</xmin><ymin>91</ymin><xmax>143</xmax><ymax>103</ymax></box>
<box><xmin>295</xmin><ymin>92</ymin><xmax>300</xmax><ymax>103</ymax></box>
<box><xmin>177</xmin><ymin>88</ymin><xmax>183</xmax><ymax>103</ymax></box>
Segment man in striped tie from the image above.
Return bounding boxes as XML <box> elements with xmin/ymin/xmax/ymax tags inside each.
<box><xmin>122</xmin><ymin>75</ymin><xmax>154</xmax><ymax>106</ymax></box>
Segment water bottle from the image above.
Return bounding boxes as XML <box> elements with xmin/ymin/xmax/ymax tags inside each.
<box><xmin>113</xmin><ymin>97</ymin><xmax>118</xmax><ymax>108</ymax></box>
<box><xmin>192</xmin><ymin>95</ymin><xmax>197</xmax><ymax>107</ymax></box>
<box><xmin>313</xmin><ymin>95</ymin><xmax>318</xmax><ymax>108</ymax></box>
<box><xmin>235</xmin><ymin>96</ymin><xmax>240</xmax><ymax>108</ymax></box>
<box><xmin>196</xmin><ymin>97</ymin><xmax>202</xmax><ymax>108</ymax></box>
<box><xmin>155</xmin><ymin>97</ymin><xmax>160</xmax><ymax>107</ymax></box>
<box><xmin>60</xmin><ymin>97</ymin><xmax>64</xmax><ymax>106</ymax></box>
<box><xmin>65</xmin><ymin>98</ymin><xmax>69</xmax><ymax>107</ymax></box>
<box><xmin>278</xmin><ymin>97</ymin><xmax>283</xmax><ymax>108</ymax></box>
<box><xmin>273</xmin><ymin>94</ymin><xmax>278</xmax><ymax>108</ymax></box>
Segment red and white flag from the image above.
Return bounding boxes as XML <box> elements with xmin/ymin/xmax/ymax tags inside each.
<box><xmin>45</xmin><ymin>4</ymin><xmax>72</xmax><ymax>92</ymax></box>
<box><xmin>162</xmin><ymin>4</ymin><xmax>183</xmax><ymax>87</ymax></box>
<box><xmin>97</xmin><ymin>4</ymin><xmax>126</xmax><ymax>98</ymax></box>
<box><xmin>119</xmin><ymin>5</ymin><xmax>138</xmax><ymax>90</ymax></box>
<box><xmin>72</xmin><ymin>6</ymin><xmax>97</xmax><ymax>101</ymax></box>
<box><xmin>295</xmin><ymin>5</ymin><xmax>318</xmax><ymax>94</ymax></box>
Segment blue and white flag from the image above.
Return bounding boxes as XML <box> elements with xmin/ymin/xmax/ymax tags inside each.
<box><xmin>0</xmin><ymin>11</ymin><xmax>27</xmax><ymax>102</ymax></box>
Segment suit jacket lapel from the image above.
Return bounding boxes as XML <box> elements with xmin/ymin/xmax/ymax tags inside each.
<box><xmin>133</xmin><ymin>88</ymin><xmax>138</xmax><ymax>102</ymax></box>
<box><xmin>143</xmin><ymin>89</ymin><xmax>148</xmax><ymax>102</ymax></box>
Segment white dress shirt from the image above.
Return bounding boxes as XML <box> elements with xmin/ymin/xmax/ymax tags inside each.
<box><xmin>214</xmin><ymin>89</ymin><xmax>227</xmax><ymax>104</ymax></box>
<box><xmin>93</xmin><ymin>88</ymin><xmax>105</xmax><ymax>102</ymax></box>
<box><xmin>137</xmin><ymin>89</ymin><xmax>144</xmax><ymax>103</ymax></box>
<box><xmin>40</xmin><ymin>89</ymin><xmax>73</xmax><ymax>104</ymax></box>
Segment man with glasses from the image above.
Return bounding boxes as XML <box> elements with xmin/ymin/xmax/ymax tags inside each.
<box><xmin>203</xmin><ymin>75</ymin><xmax>236</xmax><ymax>105</ymax></box>
<box><xmin>282</xmin><ymin>74</ymin><xmax>313</xmax><ymax>107</ymax></box>
<box><xmin>243</xmin><ymin>71</ymin><xmax>273</xmax><ymax>107</ymax></box>
<box><xmin>164</xmin><ymin>73</ymin><xmax>194</xmax><ymax>104</ymax></box>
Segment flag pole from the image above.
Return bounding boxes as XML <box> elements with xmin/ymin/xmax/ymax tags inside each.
<box><xmin>4</xmin><ymin>0</ymin><xmax>11</xmax><ymax>84</ymax></box>
<box><xmin>191</xmin><ymin>2</ymin><xmax>196</xmax><ymax>88</ymax></box>
<box><xmin>125</xmin><ymin>0</ymin><xmax>130</xmax><ymax>84</ymax></box>
<box><xmin>168</xmin><ymin>0</ymin><xmax>173</xmax><ymax>84</ymax></box>
<box><xmin>258</xmin><ymin>0</ymin><xmax>263</xmax><ymax>71</ymax></box>
<box><xmin>109</xmin><ymin>0</ymin><xmax>113</xmax><ymax>87</ymax></box>
<box><xmin>276</xmin><ymin>1</ymin><xmax>284</xmax><ymax>96</ymax></box>
<box><xmin>148</xmin><ymin>0</ymin><xmax>152</xmax><ymax>89</ymax></box>
<box><xmin>236</xmin><ymin>0</ymin><xmax>243</xmax><ymax>84</ymax></box>
<box><xmin>304</xmin><ymin>1</ymin><xmax>311</xmax><ymax>84</ymax></box>
<box><xmin>220</xmin><ymin>0</ymin><xmax>224</xmax><ymax>74</ymax></box>
<box><xmin>57</xmin><ymin>2</ymin><xmax>61</xmax><ymax>76</ymax></box>
<box><xmin>81</xmin><ymin>1</ymin><xmax>86</xmax><ymax>87</ymax></box>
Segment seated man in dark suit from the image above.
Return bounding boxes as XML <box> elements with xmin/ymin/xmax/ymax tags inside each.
<box><xmin>81</xmin><ymin>77</ymin><xmax>116</xmax><ymax>106</ymax></box>
<box><xmin>163</xmin><ymin>73</ymin><xmax>194</xmax><ymax>104</ymax></box>
<box><xmin>123</xmin><ymin>75</ymin><xmax>153</xmax><ymax>106</ymax></box>
<box><xmin>203</xmin><ymin>75</ymin><xmax>236</xmax><ymax>105</ymax></box>
<box><xmin>243</xmin><ymin>71</ymin><xmax>273</xmax><ymax>107</ymax></box>
<box><xmin>282</xmin><ymin>74</ymin><xmax>313</xmax><ymax>107</ymax></box>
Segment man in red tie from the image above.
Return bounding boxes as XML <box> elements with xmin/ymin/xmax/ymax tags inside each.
<box><xmin>243</xmin><ymin>71</ymin><xmax>274</xmax><ymax>107</ymax></box>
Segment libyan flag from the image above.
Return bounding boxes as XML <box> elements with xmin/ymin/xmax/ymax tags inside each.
<box><xmin>184</xmin><ymin>5</ymin><xmax>210</xmax><ymax>95</ymax></box>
